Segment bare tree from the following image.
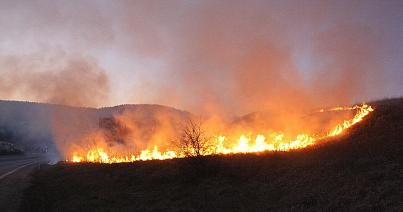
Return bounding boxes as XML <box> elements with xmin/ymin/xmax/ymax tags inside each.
<box><xmin>177</xmin><ymin>118</ymin><xmax>212</xmax><ymax>157</ymax></box>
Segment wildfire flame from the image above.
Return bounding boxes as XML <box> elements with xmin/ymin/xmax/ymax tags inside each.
<box><xmin>67</xmin><ymin>103</ymin><xmax>373</xmax><ymax>163</ymax></box>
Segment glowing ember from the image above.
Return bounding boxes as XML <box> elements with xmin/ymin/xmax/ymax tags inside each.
<box><xmin>67</xmin><ymin>103</ymin><xmax>374</xmax><ymax>163</ymax></box>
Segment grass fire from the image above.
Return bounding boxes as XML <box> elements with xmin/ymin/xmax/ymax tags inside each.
<box><xmin>67</xmin><ymin>104</ymin><xmax>373</xmax><ymax>163</ymax></box>
<box><xmin>0</xmin><ymin>0</ymin><xmax>402</xmax><ymax>211</ymax></box>
<box><xmin>17</xmin><ymin>98</ymin><xmax>403</xmax><ymax>211</ymax></box>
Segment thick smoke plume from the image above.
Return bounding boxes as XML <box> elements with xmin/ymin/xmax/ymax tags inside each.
<box><xmin>0</xmin><ymin>53</ymin><xmax>109</xmax><ymax>107</ymax></box>
<box><xmin>148</xmin><ymin>1</ymin><xmax>393</xmax><ymax>116</ymax></box>
<box><xmin>0</xmin><ymin>0</ymin><xmax>401</xmax><ymax>114</ymax></box>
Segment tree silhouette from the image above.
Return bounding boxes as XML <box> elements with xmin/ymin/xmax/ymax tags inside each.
<box><xmin>177</xmin><ymin>118</ymin><xmax>212</xmax><ymax>157</ymax></box>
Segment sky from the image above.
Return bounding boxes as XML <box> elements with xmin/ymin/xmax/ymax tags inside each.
<box><xmin>0</xmin><ymin>0</ymin><xmax>402</xmax><ymax>116</ymax></box>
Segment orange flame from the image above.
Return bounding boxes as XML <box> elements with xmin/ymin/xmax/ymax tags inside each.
<box><xmin>67</xmin><ymin>103</ymin><xmax>373</xmax><ymax>163</ymax></box>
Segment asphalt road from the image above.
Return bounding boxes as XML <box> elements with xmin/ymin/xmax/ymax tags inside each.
<box><xmin>0</xmin><ymin>153</ymin><xmax>52</xmax><ymax>212</ymax></box>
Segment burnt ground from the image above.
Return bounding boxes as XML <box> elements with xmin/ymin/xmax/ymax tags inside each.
<box><xmin>20</xmin><ymin>98</ymin><xmax>403</xmax><ymax>211</ymax></box>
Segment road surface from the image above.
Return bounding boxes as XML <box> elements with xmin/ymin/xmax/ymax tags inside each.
<box><xmin>0</xmin><ymin>153</ymin><xmax>51</xmax><ymax>212</ymax></box>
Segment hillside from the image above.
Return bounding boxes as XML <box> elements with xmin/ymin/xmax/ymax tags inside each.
<box><xmin>20</xmin><ymin>98</ymin><xmax>403</xmax><ymax>211</ymax></box>
<box><xmin>0</xmin><ymin>100</ymin><xmax>190</xmax><ymax>154</ymax></box>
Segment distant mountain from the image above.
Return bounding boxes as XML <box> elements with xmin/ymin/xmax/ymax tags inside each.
<box><xmin>0</xmin><ymin>100</ymin><xmax>191</xmax><ymax>153</ymax></box>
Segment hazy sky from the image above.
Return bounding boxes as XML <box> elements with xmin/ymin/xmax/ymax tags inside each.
<box><xmin>0</xmin><ymin>0</ymin><xmax>402</xmax><ymax>115</ymax></box>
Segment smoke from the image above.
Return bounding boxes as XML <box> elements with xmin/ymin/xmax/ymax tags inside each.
<box><xmin>118</xmin><ymin>0</ymin><xmax>400</xmax><ymax>117</ymax></box>
<box><xmin>1</xmin><ymin>0</ymin><xmax>401</xmax><ymax>115</ymax></box>
<box><xmin>0</xmin><ymin>51</ymin><xmax>111</xmax><ymax>158</ymax></box>
<box><xmin>0</xmin><ymin>53</ymin><xmax>110</xmax><ymax>107</ymax></box>
<box><xmin>59</xmin><ymin>105</ymin><xmax>190</xmax><ymax>158</ymax></box>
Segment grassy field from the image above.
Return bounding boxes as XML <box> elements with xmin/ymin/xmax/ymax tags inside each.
<box><xmin>21</xmin><ymin>98</ymin><xmax>403</xmax><ymax>211</ymax></box>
